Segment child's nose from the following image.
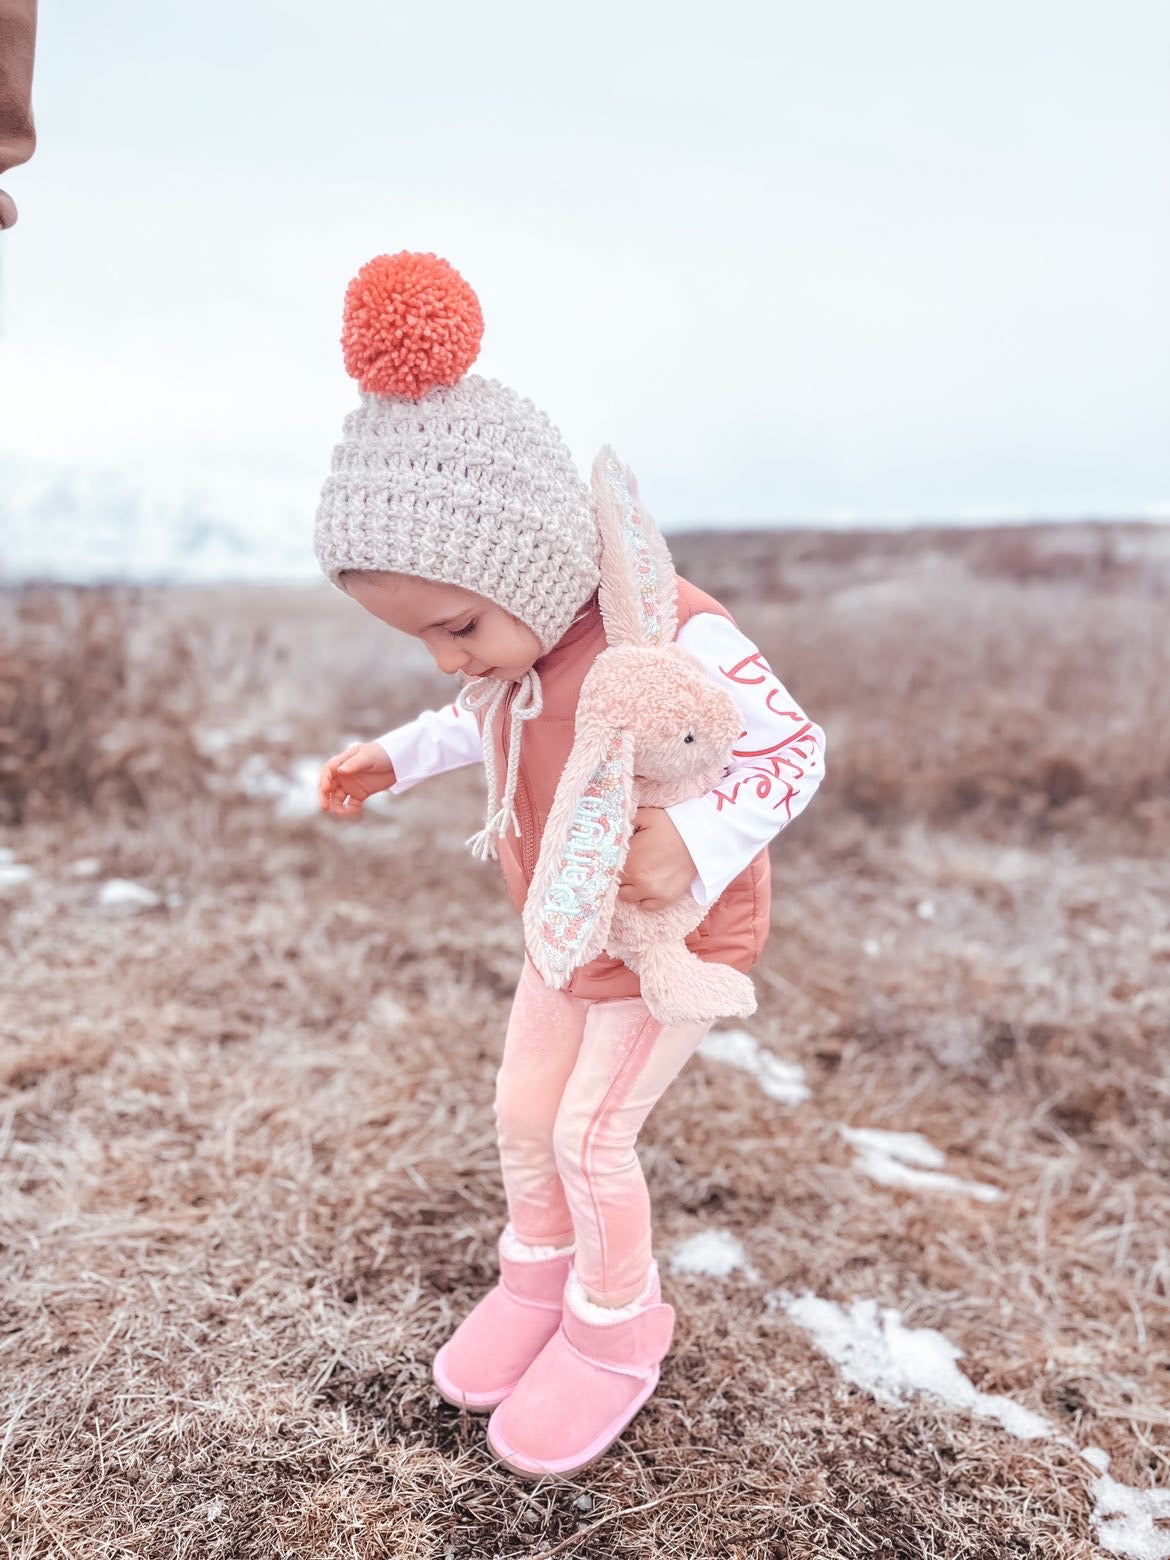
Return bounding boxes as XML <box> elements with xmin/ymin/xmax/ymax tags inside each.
<box><xmin>433</xmin><ymin>644</ymin><xmax>471</xmax><ymax>675</ymax></box>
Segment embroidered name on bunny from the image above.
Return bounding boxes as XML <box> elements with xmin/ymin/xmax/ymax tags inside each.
<box><xmin>522</xmin><ymin>446</ymin><xmax>759</xmax><ymax>1026</ymax></box>
<box><xmin>535</xmin><ymin>731</ymin><xmax>631</xmax><ymax>981</ymax></box>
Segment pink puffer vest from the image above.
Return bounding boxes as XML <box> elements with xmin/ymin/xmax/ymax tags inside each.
<box><xmin>474</xmin><ymin>575</ymin><xmax>772</xmax><ymax>1001</ymax></box>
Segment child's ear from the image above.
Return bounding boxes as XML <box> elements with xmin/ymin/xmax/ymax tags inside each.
<box><xmin>523</xmin><ymin>718</ymin><xmax>636</xmax><ymax>988</ymax></box>
<box><xmin>590</xmin><ymin>445</ymin><xmax>679</xmax><ymax>649</ymax></box>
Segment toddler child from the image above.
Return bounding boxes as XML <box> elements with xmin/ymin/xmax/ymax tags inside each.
<box><xmin>313</xmin><ymin>251</ymin><xmax>826</xmax><ymax>1479</ymax></box>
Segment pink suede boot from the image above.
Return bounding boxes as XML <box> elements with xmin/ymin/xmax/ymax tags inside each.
<box><xmin>431</xmin><ymin>1226</ymin><xmax>574</xmax><ymax>1413</ymax></box>
<box><xmin>485</xmin><ymin>1259</ymin><xmax>675</xmax><ymax>1478</ymax></box>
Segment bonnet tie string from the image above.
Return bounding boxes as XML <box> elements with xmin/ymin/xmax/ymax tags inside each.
<box><xmin>457</xmin><ymin>668</ymin><xmax>545</xmax><ymax>861</ymax></box>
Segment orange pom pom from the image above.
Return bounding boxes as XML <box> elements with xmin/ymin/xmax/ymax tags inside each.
<box><xmin>340</xmin><ymin>251</ymin><xmax>484</xmax><ymax>398</ymax></box>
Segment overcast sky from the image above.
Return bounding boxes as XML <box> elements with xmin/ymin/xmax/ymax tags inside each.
<box><xmin>1</xmin><ymin>0</ymin><xmax>1167</xmax><ymax>563</ymax></box>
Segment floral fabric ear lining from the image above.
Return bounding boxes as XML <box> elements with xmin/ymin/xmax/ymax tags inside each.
<box><xmin>605</xmin><ymin>452</ymin><xmax>661</xmax><ymax>643</ymax></box>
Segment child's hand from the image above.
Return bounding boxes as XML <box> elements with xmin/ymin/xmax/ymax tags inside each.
<box><xmin>616</xmin><ymin>807</ymin><xmax>697</xmax><ymax>911</ymax></box>
<box><xmin>318</xmin><ymin>742</ymin><xmax>396</xmax><ymax>821</ymax></box>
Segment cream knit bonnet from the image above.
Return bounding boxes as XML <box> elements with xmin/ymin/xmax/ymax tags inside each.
<box><xmin>313</xmin><ymin>251</ymin><xmax>602</xmax><ymax>860</ymax></box>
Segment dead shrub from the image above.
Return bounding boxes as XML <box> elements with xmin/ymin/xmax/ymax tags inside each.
<box><xmin>968</xmin><ymin>527</ymin><xmax>1165</xmax><ymax>593</ymax></box>
<box><xmin>0</xmin><ymin>584</ymin><xmax>209</xmax><ymax>825</ymax></box>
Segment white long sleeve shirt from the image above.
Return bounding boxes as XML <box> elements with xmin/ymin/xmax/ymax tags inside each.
<box><xmin>375</xmin><ymin>612</ymin><xmax>826</xmax><ymax>907</ymax></box>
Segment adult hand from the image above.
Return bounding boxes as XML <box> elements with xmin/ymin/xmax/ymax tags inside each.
<box><xmin>0</xmin><ymin>0</ymin><xmax>39</xmax><ymax>231</ymax></box>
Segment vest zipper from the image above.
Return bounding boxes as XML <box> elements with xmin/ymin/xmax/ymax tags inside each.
<box><xmin>516</xmin><ymin>767</ymin><xmax>537</xmax><ymax>879</ymax></box>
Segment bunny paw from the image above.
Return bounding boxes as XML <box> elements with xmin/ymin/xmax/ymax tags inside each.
<box><xmin>633</xmin><ymin>948</ymin><xmax>758</xmax><ymax>1027</ymax></box>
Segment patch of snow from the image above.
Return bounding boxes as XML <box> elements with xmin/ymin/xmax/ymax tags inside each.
<box><xmin>98</xmin><ymin>879</ymin><xmax>161</xmax><ymax>911</ymax></box>
<box><xmin>863</xmin><ymin>936</ymin><xmax>882</xmax><ymax>958</ymax></box>
<box><xmin>844</xmin><ymin>1127</ymin><xmax>946</xmax><ymax>1170</ymax></box>
<box><xmin>275</xmin><ymin>757</ymin><xmax>328</xmax><ymax>820</ymax></box>
<box><xmin>917</xmin><ymin>898</ymin><xmax>937</xmax><ymax>920</ymax></box>
<box><xmin>698</xmin><ymin>1028</ymin><xmax>810</xmax><ymax>1105</ymax></box>
<box><xmin>1083</xmin><ymin>1447</ymin><xmax>1170</xmax><ymax>1560</ymax></box>
<box><xmin>237</xmin><ymin>754</ymin><xmax>323</xmax><ymax>820</ymax></box>
<box><xmin>369</xmin><ymin>993</ymin><xmax>409</xmax><ymax>1032</ymax></box>
<box><xmin>668</xmin><ymin>1229</ymin><xmax>759</xmax><ymax>1282</ymax></box>
<box><xmin>778</xmin><ymin>1292</ymin><xmax>1052</xmax><ymax>1441</ymax></box>
<box><xmin>0</xmin><ymin>853</ymin><xmax>33</xmax><ymax>888</ymax></box>
<box><xmin>195</xmin><ymin>726</ymin><xmax>239</xmax><ymax>757</ymax></box>
<box><xmin>840</xmin><ymin>1126</ymin><xmax>1002</xmax><ymax>1203</ymax></box>
<box><xmin>69</xmin><ymin>857</ymin><xmax>102</xmax><ymax>878</ymax></box>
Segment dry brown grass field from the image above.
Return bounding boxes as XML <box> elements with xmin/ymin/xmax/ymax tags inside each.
<box><xmin>1</xmin><ymin>521</ymin><xmax>1168</xmax><ymax>1558</ymax></box>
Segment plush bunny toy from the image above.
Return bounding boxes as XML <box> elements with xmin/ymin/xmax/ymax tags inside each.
<box><xmin>522</xmin><ymin>446</ymin><xmax>759</xmax><ymax>1027</ymax></box>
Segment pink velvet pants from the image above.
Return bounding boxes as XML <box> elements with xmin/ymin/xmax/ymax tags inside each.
<box><xmin>494</xmin><ymin>954</ymin><xmax>713</xmax><ymax>1307</ymax></box>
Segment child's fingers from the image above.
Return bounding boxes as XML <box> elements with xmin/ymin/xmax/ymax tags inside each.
<box><xmin>319</xmin><ymin>747</ymin><xmax>358</xmax><ymax>802</ymax></box>
<box><xmin>319</xmin><ymin>763</ymin><xmax>344</xmax><ymax>809</ymax></box>
<box><xmin>321</xmin><ymin>771</ymin><xmax>350</xmax><ymax>811</ymax></box>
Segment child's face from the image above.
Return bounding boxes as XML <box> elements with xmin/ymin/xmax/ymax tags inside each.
<box><xmin>341</xmin><ymin>571</ymin><xmax>543</xmax><ymax>683</ymax></box>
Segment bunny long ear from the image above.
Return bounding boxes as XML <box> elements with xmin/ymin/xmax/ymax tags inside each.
<box><xmin>522</xmin><ymin>718</ymin><xmax>637</xmax><ymax>989</ymax></box>
<box><xmin>590</xmin><ymin>445</ymin><xmax>679</xmax><ymax>648</ymax></box>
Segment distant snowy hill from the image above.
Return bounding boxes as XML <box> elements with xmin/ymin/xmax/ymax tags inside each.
<box><xmin>2</xmin><ymin>458</ymin><xmax>1160</xmax><ymax>586</ymax></box>
<box><xmin>0</xmin><ymin>463</ymin><xmax>321</xmax><ymax>584</ymax></box>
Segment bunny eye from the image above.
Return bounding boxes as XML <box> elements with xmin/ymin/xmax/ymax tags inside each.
<box><xmin>683</xmin><ymin>732</ymin><xmax>695</xmax><ymax>744</ymax></box>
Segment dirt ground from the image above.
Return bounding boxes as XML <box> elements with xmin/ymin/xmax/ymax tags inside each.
<box><xmin>1</xmin><ymin>521</ymin><xmax>1168</xmax><ymax>1558</ymax></box>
